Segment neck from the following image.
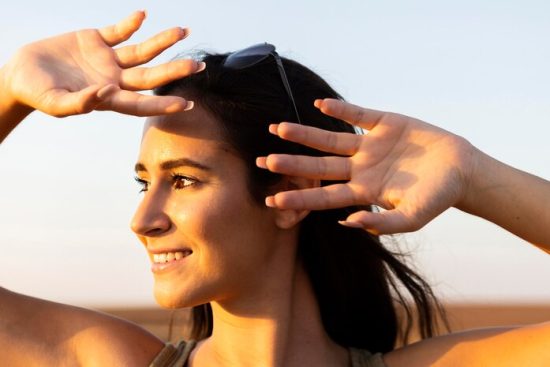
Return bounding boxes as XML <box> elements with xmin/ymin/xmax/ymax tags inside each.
<box><xmin>189</xmin><ymin>246</ymin><xmax>349</xmax><ymax>367</ymax></box>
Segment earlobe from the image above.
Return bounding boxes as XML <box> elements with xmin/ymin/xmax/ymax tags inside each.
<box><xmin>272</xmin><ymin>176</ymin><xmax>319</xmax><ymax>229</ymax></box>
<box><xmin>274</xmin><ymin>207</ymin><xmax>311</xmax><ymax>229</ymax></box>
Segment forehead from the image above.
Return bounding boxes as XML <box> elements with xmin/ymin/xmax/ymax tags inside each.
<box><xmin>139</xmin><ymin>106</ymin><xmax>230</xmax><ymax>164</ymax></box>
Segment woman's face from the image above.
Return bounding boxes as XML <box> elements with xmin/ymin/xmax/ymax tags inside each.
<box><xmin>131</xmin><ymin>106</ymin><xmax>281</xmax><ymax>309</ymax></box>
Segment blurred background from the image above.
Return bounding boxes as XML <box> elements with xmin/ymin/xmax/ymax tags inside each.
<box><xmin>1</xmin><ymin>0</ymin><xmax>549</xmax><ymax>338</ymax></box>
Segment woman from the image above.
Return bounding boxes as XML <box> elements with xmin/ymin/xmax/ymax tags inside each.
<box><xmin>1</xmin><ymin>11</ymin><xmax>549</xmax><ymax>367</ymax></box>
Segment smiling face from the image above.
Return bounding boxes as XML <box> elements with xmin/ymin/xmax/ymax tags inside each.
<box><xmin>131</xmin><ymin>106</ymin><xmax>284</xmax><ymax>309</ymax></box>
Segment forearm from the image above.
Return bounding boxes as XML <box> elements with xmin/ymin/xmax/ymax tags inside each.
<box><xmin>457</xmin><ymin>148</ymin><xmax>550</xmax><ymax>252</ymax></box>
<box><xmin>0</xmin><ymin>66</ymin><xmax>34</xmax><ymax>143</ymax></box>
<box><xmin>385</xmin><ymin>322</ymin><xmax>550</xmax><ymax>367</ymax></box>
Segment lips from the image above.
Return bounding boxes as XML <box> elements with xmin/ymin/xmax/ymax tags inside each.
<box><xmin>148</xmin><ymin>248</ymin><xmax>193</xmax><ymax>273</ymax></box>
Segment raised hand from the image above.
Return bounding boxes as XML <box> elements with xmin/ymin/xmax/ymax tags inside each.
<box><xmin>0</xmin><ymin>10</ymin><xmax>203</xmax><ymax>119</ymax></box>
<box><xmin>256</xmin><ymin>98</ymin><xmax>477</xmax><ymax>235</ymax></box>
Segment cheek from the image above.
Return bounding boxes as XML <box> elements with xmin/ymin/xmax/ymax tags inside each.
<box><xmin>169</xmin><ymin>186</ymin><xmax>276</xmax><ymax>277</ymax></box>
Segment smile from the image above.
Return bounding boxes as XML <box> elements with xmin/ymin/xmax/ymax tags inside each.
<box><xmin>152</xmin><ymin>249</ymin><xmax>192</xmax><ymax>264</ymax></box>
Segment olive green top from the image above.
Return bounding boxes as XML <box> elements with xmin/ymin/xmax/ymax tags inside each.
<box><xmin>149</xmin><ymin>340</ymin><xmax>387</xmax><ymax>367</ymax></box>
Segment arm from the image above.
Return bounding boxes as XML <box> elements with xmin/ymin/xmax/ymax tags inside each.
<box><xmin>0</xmin><ymin>10</ymin><xmax>201</xmax><ymax>143</ymax></box>
<box><xmin>457</xmin><ymin>149</ymin><xmax>550</xmax><ymax>252</ymax></box>
<box><xmin>257</xmin><ymin>98</ymin><xmax>550</xmax><ymax>365</ymax></box>
<box><xmin>256</xmin><ymin>98</ymin><xmax>550</xmax><ymax>251</ymax></box>
<box><xmin>383</xmin><ymin>322</ymin><xmax>550</xmax><ymax>367</ymax></box>
<box><xmin>0</xmin><ymin>11</ymin><xmax>201</xmax><ymax>365</ymax></box>
<box><xmin>0</xmin><ymin>287</ymin><xmax>164</xmax><ymax>366</ymax></box>
<box><xmin>0</xmin><ymin>69</ymin><xmax>33</xmax><ymax>142</ymax></box>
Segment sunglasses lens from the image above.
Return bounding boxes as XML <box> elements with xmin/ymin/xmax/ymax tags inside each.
<box><xmin>223</xmin><ymin>43</ymin><xmax>276</xmax><ymax>69</ymax></box>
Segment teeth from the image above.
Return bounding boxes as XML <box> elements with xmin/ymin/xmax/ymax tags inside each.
<box><xmin>152</xmin><ymin>250</ymin><xmax>190</xmax><ymax>264</ymax></box>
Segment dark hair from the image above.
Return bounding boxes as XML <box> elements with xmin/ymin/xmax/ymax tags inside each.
<box><xmin>155</xmin><ymin>51</ymin><xmax>448</xmax><ymax>353</ymax></box>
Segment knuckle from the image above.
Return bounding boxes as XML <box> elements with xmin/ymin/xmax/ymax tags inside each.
<box><xmin>317</xmin><ymin>159</ymin><xmax>327</xmax><ymax>177</ymax></box>
<box><xmin>354</xmin><ymin>107</ymin><xmax>366</xmax><ymax>122</ymax></box>
<box><xmin>320</xmin><ymin>188</ymin><xmax>331</xmax><ymax>208</ymax></box>
<box><xmin>327</xmin><ymin>130</ymin><xmax>338</xmax><ymax>150</ymax></box>
<box><xmin>344</xmin><ymin>159</ymin><xmax>352</xmax><ymax>179</ymax></box>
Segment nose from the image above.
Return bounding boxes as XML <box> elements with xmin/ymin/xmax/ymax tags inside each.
<box><xmin>130</xmin><ymin>191</ymin><xmax>172</xmax><ymax>237</ymax></box>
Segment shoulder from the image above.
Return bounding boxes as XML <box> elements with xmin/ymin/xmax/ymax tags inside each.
<box><xmin>0</xmin><ymin>288</ymin><xmax>164</xmax><ymax>366</ymax></box>
<box><xmin>52</xmin><ymin>306</ymin><xmax>166</xmax><ymax>366</ymax></box>
<box><xmin>382</xmin><ymin>322</ymin><xmax>550</xmax><ymax>367</ymax></box>
<box><xmin>65</xmin><ymin>307</ymin><xmax>166</xmax><ymax>366</ymax></box>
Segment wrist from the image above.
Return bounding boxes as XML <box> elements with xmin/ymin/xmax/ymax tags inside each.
<box><xmin>453</xmin><ymin>139</ymin><xmax>488</xmax><ymax>214</ymax></box>
<box><xmin>0</xmin><ymin>65</ymin><xmax>34</xmax><ymax>142</ymax></box>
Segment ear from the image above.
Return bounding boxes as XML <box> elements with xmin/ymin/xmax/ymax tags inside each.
<box><xmin>272</xmin><ymin>175</ymin><xmax>320</xmax><ymax>230</ymax></box>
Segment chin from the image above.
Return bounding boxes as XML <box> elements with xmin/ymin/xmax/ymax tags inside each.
<box><xmin>153</xmin><ymin>285</ymin><xmax>191</xmax><ymax>309</ymax></box>
<box><xmin>153</xmin><ymin>281</ymin><xmax>213</xmax><ymax>310</ymax></box>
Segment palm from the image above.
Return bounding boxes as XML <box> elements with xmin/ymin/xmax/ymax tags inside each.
<box><xmin>352</xmin><ymin>114</ymin><xmax>467</xmax><ymax>226</ymax></box>
<box><xmin>12</xmin><ymin>31</ymin><xmax>120</xmax><ymax>104</ymax></box>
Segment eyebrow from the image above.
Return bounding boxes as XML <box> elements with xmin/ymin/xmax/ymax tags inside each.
<box><xmin>134</xmin><ymin>158</ymin><xmax>211</xmax><ymax>173</ymax></box>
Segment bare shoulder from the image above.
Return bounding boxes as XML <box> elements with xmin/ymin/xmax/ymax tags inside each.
<box><xmin>382</xmin><ymin>322</ymin><xmax>550</xmax><ymax>367</ymax></box>
<box><xmin>0</xmin><ymin>288</ymin><xmax>164</xmax><ymax>366</ymax></box>
<box><xmin>66</xmin><ymin>305</ymin><xmax>166</xmax><ymax>366</ymax></box>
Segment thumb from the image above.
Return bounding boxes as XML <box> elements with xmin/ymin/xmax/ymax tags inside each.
<box><xmin>38</xmin><ymin>84</ymin><xmax>118</xmax><ymax>117</ymax></box>
<box><xmin>339</xmin><ymin>208</ymin><xmax>424</xmax><ymax>235</ymax></box>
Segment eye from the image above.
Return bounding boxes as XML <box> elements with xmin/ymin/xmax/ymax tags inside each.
<box><xmin>134</xmin><ymin>176</ymin><xmax>149</xmax><ymax>193</ymax></box>
<box><xmin>172</xmin><ymin>174</ymin><xmax>197</xmax><ymax>190</ymax></box>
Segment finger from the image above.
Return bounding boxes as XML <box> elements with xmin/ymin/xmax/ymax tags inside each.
<box><xmin>98</xmin><ymin>89</ymin><xmax>193</xmax><ymax>116</ymax></box>
<box><xmin>257</xmin><ymin>154</ymin><xmax>351</xmax><ymax>180</ymax></box>
<box><xmin>99</xmin><ymin>10</ymin><xmax>146</xmax><ymax>46</ymax></box>
<box><xmin>340</xmin><ymin>209</ymin><xmax>423</xmax><ymax>235</ymax></box>
<box><xmin>115</xmin><ymin>27</ymin><xmax>189</xmax><ymax>68</ymax></box>
<box><xmin>266</xmin><ymin>183</ymin><xmax>360</xmax><ymax>210</ymax></box>
<box><xmin>120</xmin><ymin>59</ymin><xmax>205</xmax><ymax>91</ymax></box>
<box><xmin>37</xmin><ymin>84</ymin><xmax>116</xmax><ymax>117</ymax></box>
<box><xmin>269</xmin><ymin>122</ymin><xmax>361</xmax><ymax>155</ymax></box>
<box><xmin>314</xmin><ymin>98</ymin><xmax>387</xmax><ymax>130</ymax></box>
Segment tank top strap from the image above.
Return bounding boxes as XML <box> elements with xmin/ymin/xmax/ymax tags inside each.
<box><xmin>349</xmin><ymin>347</ymin><xmax>387</xmax><ymax>367</ymax></box>
<box><xmin>149</xmin><ymin>340</ymin><xmax>197</xmax><ymax>367</ymax></box>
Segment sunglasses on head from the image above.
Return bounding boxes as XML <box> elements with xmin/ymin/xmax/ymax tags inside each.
<box><xmin>222</xmin><ymin>43</ymin><xmax>302</xmax><ymax>125</ymax></box>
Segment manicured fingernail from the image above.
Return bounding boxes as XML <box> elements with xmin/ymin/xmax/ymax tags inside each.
<box><xmin>195</xmin><ymin>61</ymin><xmax>206</xmax><ymax>73</ymax></box>
<box><xmin>256</xmin><ymin>157</ymin><xmax>267</xmax><ymax>169</ymax></box>
<box><xmin>181</xmin><ymin>27</ymin><xmax>190</xmax><ymax>39</ymax></box>
<box><xmin>265</xmin><ymin>196</ymin><xmax>276</xmax><ymax>207</ymax></box>
<box><xmin>268</xmin><ymin>124</ymin><xmax>279</xmax><ymax>135</ymax></box>
<box><xmin>184</xmin><ymin>101</ymin><xmax>195</xmax><ymax>111</ymax></box>
<box><xmin>338</xmin><ymin>220</ymin><xmax>363</xmax><ymax>229</ymax></box>
<box><xmin>314</xmin><ymin>99</ymin><xmax>322</xmax><ymax>108</ymax></box>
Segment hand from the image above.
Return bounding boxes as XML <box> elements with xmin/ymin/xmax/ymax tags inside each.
<box><xmin>256</xmin><ymin>98</ymin><xmax>477</xmax><ymax>235</ymax></box>
<box><xmin>0</xmin><ymin>10</ymin><xmax>203</xmax><ymax>118</ymax></box>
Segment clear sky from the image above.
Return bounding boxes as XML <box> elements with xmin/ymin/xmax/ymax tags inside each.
<box><xmin>1</xmin><ymin>0</ymin><xmax>549</xmax><ymax>307</ymax></box>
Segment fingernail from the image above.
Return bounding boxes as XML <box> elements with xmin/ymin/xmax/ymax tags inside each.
<box><xmin>195</xmin><ymin>61</ymin><xmax>206</xmax><ymax>73</ymax></box>
<box><xmin>184</xmin><ymin>101</ymin><xmax>195</xmax><ymax>111</ymax></box>
<box><xmin>314</xmin><ymin>99</ymin><xmax>322</xmax><ymax>108</ymax></box>
<box><xmin>180</xmin><ymin>27</ymin><xmax>190</xmax><ymax>39</ymax></box>
<box><xmin>265</xmin><ymin>196</ymin><xmax>276</xmax><ymax>207</ymax></box>
<box><xmin>338</xmin><ymin>220</ymin><xmax>363</xmax><ymax>229</ymax></box>
<box><xmin>256</xmin><ymin>157</ymin><xmax>267</xmax><ymax>169</ymax></box>
<box><xmin>268</xmin><ymin>124</ymin><xmax>279</xmax><ymax>135</ymax></box>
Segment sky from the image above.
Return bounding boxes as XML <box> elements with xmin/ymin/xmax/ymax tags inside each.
<box><xmin>1</xmin><ymin>0</ymin><xmax>549</xmax><ymax>307</ymax></box>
